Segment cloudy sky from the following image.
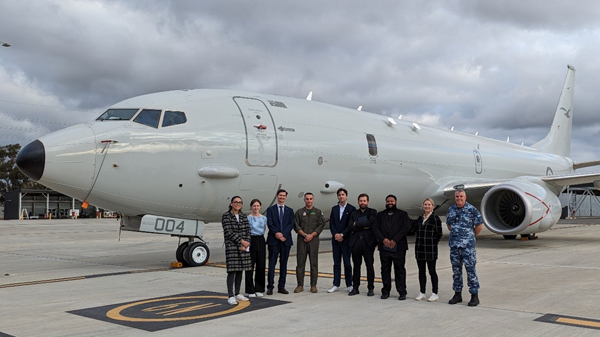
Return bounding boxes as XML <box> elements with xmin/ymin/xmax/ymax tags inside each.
<box><xmin>1</xmin><ymin>0</ymin><xmax>600</xmax><ymax>164</ymax></box>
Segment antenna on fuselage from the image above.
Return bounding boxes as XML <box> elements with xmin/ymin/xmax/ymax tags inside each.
<box><xmin>357</xmin><ymin>106</ymin><xmax>362</xmax><ymax>111</ymax></box>
<box><xmin>306</xmin><ymin>91</ymin><xmax>313</xmax><ymax>101</ymax></box>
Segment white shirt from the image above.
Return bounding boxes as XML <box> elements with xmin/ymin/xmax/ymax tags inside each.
<box><xmin>339</xmin><ymin>203</ymin><xmax>346</xmax><ymax>220</ymax></box>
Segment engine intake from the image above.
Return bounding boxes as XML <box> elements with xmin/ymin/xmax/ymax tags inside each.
<box><xmin>481</xmin><ymin>181</ymin><xmax>561</xmax><ymax>235</ymax></box>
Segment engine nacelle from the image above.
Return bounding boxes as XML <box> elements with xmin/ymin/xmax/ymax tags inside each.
<box><xmin>481</xmin><ymin>181</ymin><xmax>561</xmax><ymax>235</ymax></box>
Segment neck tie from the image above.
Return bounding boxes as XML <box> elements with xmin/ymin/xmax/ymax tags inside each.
<box><xmin>279</xmin><ymin>206</ymin><xmax>284</xmax><ymax>231</ymax></box>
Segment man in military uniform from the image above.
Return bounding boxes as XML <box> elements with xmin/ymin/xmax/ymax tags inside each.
<box><xmin>446</xmin><ymin>189</ymin><xmax>483</xmax><ymax>306</ymax></box>
<box><xmin>294</xmin><ymin>193</ymin><xmax>326</xmax><ymax>293</ymax></box>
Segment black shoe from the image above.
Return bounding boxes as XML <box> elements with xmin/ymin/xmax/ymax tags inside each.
<box><xmin>380</xmin><ymin>292</ymin><xmax>390</xmax><ymax>299</ymax></box>
<box><xmin>468</xmin><ymin>293</ymin><xmax>479</xmax><ymax>307</ymax></box>
<box><xmin>398</xmin><ymin>294</ymin><xmax>407</xmax><ymax>300</ymax></box>
<box><xmin>367</xmin><ymin>289</ymin><xmax>375</xmax><ymax>297</ymax></box>
<box><xmin>448</xmin><ymin>291</ymin><xmax>462</xmax><ymax>305</ymax></box>
<box><xmin>348</xmin><ymin>288</ymin><xmax>360</xmax><ymax>296</ymax></box>
<box><xmin>278</xmin><ymin>288</ymin><xmax>289</xmax><ymax>294</ymax></box>
<box><xmin>266</xmin><ymin>288</ymin><xmax>273</xmax><ymax>295</ymax></box>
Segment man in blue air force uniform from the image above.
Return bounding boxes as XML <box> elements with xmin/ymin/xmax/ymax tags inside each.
<box><xmin>446</xmin><ymin>189</ymin><xmax>483</xmax><ymax>307</ymax></box>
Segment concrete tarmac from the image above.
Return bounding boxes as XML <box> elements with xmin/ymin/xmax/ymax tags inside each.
<box><xmin>1</xmin><ymin>218</ymin><xmax>600</xmax><ymax>336</ymax></box>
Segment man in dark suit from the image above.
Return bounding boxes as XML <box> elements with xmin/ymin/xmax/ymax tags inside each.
<box><xmin>348</xmin><ymin>193</ymin><xmax>378</xmax><ymax>296</ymax></box>
<box><xmin>266</xmin><ymin>189</ymin><xmax>295</xmax><ymax>295</ymax></box>
<box><xmin>327</xmin><ymin>188</ymin><xmax>356</xmax><ymax>293</ymax></box>
<box><xmin>373</xmin><ymin>194</ymin><xmax>411</xmax><ymax>300</ymax></box>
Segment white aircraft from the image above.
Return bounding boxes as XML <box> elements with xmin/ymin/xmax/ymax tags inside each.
<box><xmin>15</xmin><ymin>65</ymin><xmax>600</xmax><ymax>267</ymax></box>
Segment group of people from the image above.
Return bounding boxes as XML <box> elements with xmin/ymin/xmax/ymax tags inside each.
<box><xmin>221</xmin><ymin>188</ymin><xmax>483</xmax><ymax>307</ymax></box>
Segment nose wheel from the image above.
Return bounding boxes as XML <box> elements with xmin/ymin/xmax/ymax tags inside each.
<box><xmin>176</xmin><ymin>240</ymin><xmax>210</xmax><ymax>267</ymax></box>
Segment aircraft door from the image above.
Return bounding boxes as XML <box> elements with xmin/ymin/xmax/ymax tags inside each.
<box><xmin>473</xmin><ymin>149</ymin><xmax>483</xmax><ymax>174</ymax></box>
<box><xmin>233</xmin><ymin>97</ymin><xmax>278</xmax><ymax>167</ymax></box>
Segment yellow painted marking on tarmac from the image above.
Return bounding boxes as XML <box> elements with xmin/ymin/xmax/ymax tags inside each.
<box><xmin>557</xmin><ymin>317</ymin><xmax>600</xmax><ymax>328</ymax></box>
<box><xmin>0</xmin><ymin>268</ymin><xmax>168</xmax><ymax>289</ymax></box>
<box><xmin>208</xmin><ymin>262</ymin><xmax>382</xmax><ymax>282</ymax></box>
<box><xmin>106</xmin><ymin>295</ymin><xmax>250</xmax><ymax>322</ymax></box>
<box><xmin>0</xmin><ymin>276</ymin><xmax>85</xmax><ymax>288</ymax></box>
<box><xmin>129</xmin><ymin>268</ymin><xmax>169</xmax><ymax>274</ymax></box>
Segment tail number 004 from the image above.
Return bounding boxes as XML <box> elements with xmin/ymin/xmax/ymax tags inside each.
<box><xmin>154</xmin><ymin>218</ymin><xmax>184</xmax><ymax>233</ymax></box>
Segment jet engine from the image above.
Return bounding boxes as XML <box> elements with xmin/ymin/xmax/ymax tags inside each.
<box><xmin>480</xmin><ymin>180</ymin><xmax>561</xmax><ymax>235</ymax></box>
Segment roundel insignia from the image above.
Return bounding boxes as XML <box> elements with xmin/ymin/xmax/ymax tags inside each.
<box><xmin>69</xmin><ymin>291</ymin><xmax>288</xmax><ymax>332</ymax></box>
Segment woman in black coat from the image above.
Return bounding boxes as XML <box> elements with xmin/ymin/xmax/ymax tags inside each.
<box><xmin>222</xmin><ymin>196</ymin><xmax>252</xmax><ymax>305</ymax></box>
<box><xmin>413</xmin><ymin>198</ymin><xmax>443</xmax><ymax>302</ymax></box>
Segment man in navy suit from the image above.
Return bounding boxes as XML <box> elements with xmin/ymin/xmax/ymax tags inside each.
<box><xmin>266</xmin><ymin>189</ymin><xmax>295</xmax><ymax>295</ymax></box>
<box><xmin>327</xmin><ymin>188</ymin><xmax>357</xmax><ymax>293</ymax></box>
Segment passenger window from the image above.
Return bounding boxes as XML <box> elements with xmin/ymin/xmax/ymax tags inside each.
<box><xmin>162</xmin><ymin>111</ymin><xmax>187</xmax><ymax>127</ymax></box>
<box><xmin>366</xmin><ymin>134</ymin><xmax>377</xmax><ymax>156</ymax></box>
<box><xmin>133</xmin><ymin>109</ymin><xmax>161</xmax><ymax>128</ymax></box>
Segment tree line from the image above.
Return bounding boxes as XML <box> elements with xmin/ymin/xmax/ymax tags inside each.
<box><xmin>0</xmin><ymin>144</ymin><xmax>46</xmax><ymax>205</ymax></box>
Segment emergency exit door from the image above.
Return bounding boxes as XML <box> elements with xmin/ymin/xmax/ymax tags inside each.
<box><xmin>234</xmin><ymin>97</ymin><xmax>278</xmax><ymax>167</ymax></box>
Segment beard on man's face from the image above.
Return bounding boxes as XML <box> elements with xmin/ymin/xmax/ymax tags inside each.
<box><xmin>386</xmin><ymin>203</ymin><xmax>397</xmax><ymax>211</ymax></box>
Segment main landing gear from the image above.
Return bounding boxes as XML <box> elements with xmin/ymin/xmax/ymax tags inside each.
<box><xmin>175</xmin><ymin>238</ymin><xmax>210</xmax><ymax>267</ymax></box>
<box><xmin>502</xmin><ymin>234</ymin><xmax>538</xmax><ymax>240</ymax></box>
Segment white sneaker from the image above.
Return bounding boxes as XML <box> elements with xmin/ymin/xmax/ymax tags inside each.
<box><xmin>347</xmin><ymin>286</ymin><xmax>353</xmax><ymax>293</ymax></box>
<box><xmin>255</xmin><ymin>292</ymin><xmax>264</xmax><ymax>297</ymax></box>
<box><xmin>427</xmin><ymin>293</ymin><xmax>439</xmax><ymax>302</ymax></box>
<box><xmin>235</xmin><ymin>294</ymin><xmax>249</xmax><ymax>301</ymax></box>
<box><xmin>228</xmin><ymin>297</ymin><xmax>238</xmax><ymax>305</ymax></box>
<box><xmin>327</xmin><ymin>286</ymin><xmax>340</xmax><ymax>293</ymax></box>
<box><xmin>248</xmin><ymin>293</ymin><xmax>257</xmax><ymax>298</ymax></box>
<box><xmin>415</xmin><ymin>292</ymin><xmax>426</xmax><ymax>301</ymax></box>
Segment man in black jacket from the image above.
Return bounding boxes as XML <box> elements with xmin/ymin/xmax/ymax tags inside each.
<box><xmin>372</xmin><ymin>194</ymin><xmax>411</xmax><ymax>300</ymax></box>
<box><xmin>348</xmin><ymin>193</ymin><xmax>378</xmax><ymax>297</ymax></box>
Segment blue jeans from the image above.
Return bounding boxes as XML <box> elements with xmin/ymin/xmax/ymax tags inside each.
<box><xmin>331</xmin><ymin>240</ymin><xmax>352</xmax><ymax>287</ymax></box>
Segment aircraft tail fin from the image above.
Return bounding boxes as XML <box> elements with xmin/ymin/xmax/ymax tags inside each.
<box><xmin>531</xmin><ymin>65</ymin><xmax>576</xmax><ymax>157</ymax></box>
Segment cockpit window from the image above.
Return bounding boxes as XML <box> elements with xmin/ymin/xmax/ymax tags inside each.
<box><xmin>96</xmin><ymin>109</ymin><xmax>139</xmax><ymax>121</ymax></box>
<box><xmin>133</xmin><ymin>109</ymin><xmax>161</xmax><ymax>128</ymax></box>
<box><xmin>162</xmin><ymin>111</ymin><xmax>187</xmax><ymax>127</ymax></box>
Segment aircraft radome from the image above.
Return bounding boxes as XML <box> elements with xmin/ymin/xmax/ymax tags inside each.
<box><xmin>15</xmin><ymin>65</ymin><xmax>600</xmax><ymax>267</ymax></box>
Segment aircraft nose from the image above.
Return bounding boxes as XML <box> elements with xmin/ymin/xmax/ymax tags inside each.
<box><xmin>16</xmin><ymin>139</ymin><xmax>45</xmax><ymax>181</ymax></box>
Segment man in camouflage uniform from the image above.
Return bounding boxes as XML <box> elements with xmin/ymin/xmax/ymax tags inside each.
<box><xmin>294</xmin><ymin>193</ymin><xmax>326</xmax><ymax>293</ymax></box>
<box><xmin>446</xmin><ymin>189</ymin><xmax>483</xmax><ymax>307</ymax></box>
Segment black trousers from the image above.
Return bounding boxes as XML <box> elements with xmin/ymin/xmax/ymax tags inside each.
<box><xmin>351</xmin><ymin>238</ymin><xmax>375</xmax><ymax>290</ymax></box>
<box><xmin>245</xmin><ymin>235</ymin><xmax>266</xmax><ymax>294</ymax></box>
<box><xmin>380</xmin><ymin>250</ymin><xmax>406</xmax><ymax>296</ymax></box>
<box><xmin>416</xmin><ymin>259</ymin><xmax>438</xmax><ymax>294</ymax></box>
<box><xmin>227</xmin><ymin>271</ymin><xmax>243</xmax><ymax>297</ymax></box>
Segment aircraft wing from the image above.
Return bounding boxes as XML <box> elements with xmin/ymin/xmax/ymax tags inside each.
<box><xmin>442</xmin><ymin>180</ymin><xmax>506</xmax><ymax>197</ymax></box>
<box><xmin>541</xmin><ymin>171</ymin><xmax>600</xmax><ymax>188</ymax></box>
<box><xmin>441</xmin><ymin>171</ymin><xmax>600</xmax><ymax>199</ymax></box>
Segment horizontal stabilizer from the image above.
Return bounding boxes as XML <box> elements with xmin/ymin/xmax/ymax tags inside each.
<box><xmin>573</xmin><ymin>160</ymin><xmax>600</xmax><ymax>170</ymax></box>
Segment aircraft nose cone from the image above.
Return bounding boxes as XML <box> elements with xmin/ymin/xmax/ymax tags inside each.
<box><xmin>16</xmin><ymin>140</ymin><xmax>45</xmax><ymax>181</ymax></box>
